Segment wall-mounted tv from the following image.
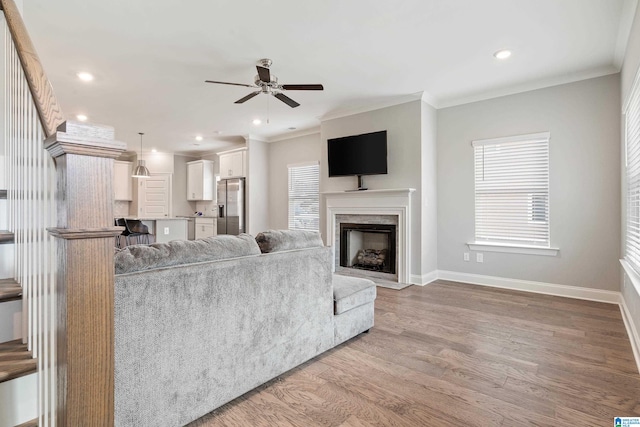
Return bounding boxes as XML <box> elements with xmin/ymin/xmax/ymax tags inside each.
<box><xmin>327</xmin><ymin>130</ymin><xmax>388</xmax><ymax>180</ymax></box>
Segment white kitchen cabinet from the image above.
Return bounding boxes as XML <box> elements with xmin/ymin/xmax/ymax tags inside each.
<box><xmin>218</xmin><ymin>149</ymin><xmax>246</xmax><ymax>178</ymax></box>
<box><xmin>187</xmin><ymin>160</ymin><xmax>215</xmax><ymax>201</ymax></box>
<box><xmin>114</xmin><ymin>161</ymin><xmax>133</xmax><ymax>201</ymax></box>
<box><xmin>195</xmin><ymin>217</ymin><xmax>217</xmax><ymax>239</ymax></box>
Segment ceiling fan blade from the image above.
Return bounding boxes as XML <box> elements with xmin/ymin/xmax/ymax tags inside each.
<box><xmin>274</xmin><ymin>92</ymin><xmax>300</xmax><ymax>108</ymax></box>
<box><xmin>281</xmin><ymin>84</ymin><xmax>324</xmax><ymax>91</ymax></box>
<box><xmin>256</xmin><ymin>65</ymin><xmax>271</xmax><ymax>82</ymax></box>
<box><xmin>234</xmin><ymin>91</ymin><xmax>262</xmax><ymax>104</ymax></box>
<box><xmin>205</xmin><ymin>80</ymin><xmax>255</xmax><ymax>88</ymax></box>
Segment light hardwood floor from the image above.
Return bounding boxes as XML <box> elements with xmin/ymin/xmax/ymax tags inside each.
<box><xmin>189</xmin><ymin>280</ymin><xmax>640</xmax><ymax>426</ymax></box>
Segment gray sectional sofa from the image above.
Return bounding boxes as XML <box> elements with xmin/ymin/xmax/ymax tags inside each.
<box><xmin>113</xmin><ymin>230</ymin><xmax>376</xmax><ymax>427</ymax></box>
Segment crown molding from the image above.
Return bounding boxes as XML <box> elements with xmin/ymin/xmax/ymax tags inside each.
<box><xmin>319</xmin><ymin>93</ymin><xmax>423</xmax><ymax>122</ymax></box>
<box><xmin>266</xmin><ymin>127</ymin><xmax>321</xmax><ymax>143</ymax></box>
<box><xmin>438</xmin><ymin>65</ymin><xmax>619</xmax><ymax>109</ymax></box>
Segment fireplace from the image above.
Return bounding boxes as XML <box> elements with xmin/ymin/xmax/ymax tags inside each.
<box><xmin>323</xmin><ymin>188</ymin><xmax>414</xmax><ymax>284</ymax></box>
<box><xmin>340</xmin><ymin>223</ymin><xmax>397</xmax><ymax>274</ymax></box>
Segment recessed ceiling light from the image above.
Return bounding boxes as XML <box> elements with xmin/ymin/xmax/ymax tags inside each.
<box><xmin>493</xmin><ymin>50</ymin><xmax>512</xmax><ymax>60</ymax></box>
<box><xmin>151</xmin><ymin>148</ymin><xmax>157</xmax><ymax>153</ymax></box>
<box><xmin>77</xmin><ymin>72</ymin><xmax>94</xmax><ymax>81</ymax></box>
<box><xmin>252</xmin><ymin>119</ymin><xmax>262</xmax><ymax>125</ymax></box>
<box><xmin>195</xmin><ymin>135</ymin><xmax>203</xmax><ymax>141</ymax></box>
<box><xmin>76</xmin><ymin>114</ymin><xmax>87</xmax><ymax>121</ymax></box>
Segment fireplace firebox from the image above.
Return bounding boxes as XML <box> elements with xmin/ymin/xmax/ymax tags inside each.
<box><xmin>340</xmin><ymin>223</ymin><xmax>397</xmax><ymax>274</ymax></box>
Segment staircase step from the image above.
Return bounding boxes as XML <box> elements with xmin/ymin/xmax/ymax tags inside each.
<box><xmin>0</xmin><ymin>340</ymin><xmax>36</xmax><ymax>384</ymax></box>
<box><xmin>0</xmin><ymin>279</ymin><xmax>21</xmax><ymax>303</ymax></box>
<box><xmin>0</xmin><ymin>189</ymin><xmax>6</xmax><ymax>199</ymax></box>
<box><xmin>0</xmin><ymin>230</ymin><xmax>14</xmax><ymax>244</ymax></box>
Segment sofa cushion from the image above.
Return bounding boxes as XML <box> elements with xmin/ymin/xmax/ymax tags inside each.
<box><xmin>115</xmin><ymin>233</ymin><xmax>260</xmax><ymax>274</ymax></box>
<box><xmin>333</xmin><ymin>274</ymin><xmax>376</xmax><ymax>315</ymax></box>
<box><xmin>255</xmin><ymin>229</ymin><xmax>323</xmax><ymax>253</ymax></box>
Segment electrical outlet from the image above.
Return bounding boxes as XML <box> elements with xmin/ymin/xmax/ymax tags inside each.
<box><xmin>476</xmin><ymin>253</ymin><xmax>484</xmax><ymax>263</ymax></box>
<box><xmin>164</xmin><ymin>227</ymin><xmax>170</xmax><ymax>235</ymax></box>
<box><xmin>463</xmin><ymin>252</ymin><xmax>470</xmax><ymax>262</ymax></box>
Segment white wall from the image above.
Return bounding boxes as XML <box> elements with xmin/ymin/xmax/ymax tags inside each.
<box><xmin>437</xmin><ymin>74</ymin><xmax>621</xmax><ymax>291</ymax></box>
<box><xmin>621</xmin><ymin>3</ymin><xmax>640</xmax><ymax>348</ymax></box>
<box><xmin>140</xmin><ymin>152</ymin><xmax>174</xmax><ymax>174</ymax></box>
<box><xmin>246</xmin><ymin>138</ymin><xmax>270</xmax><ymax>234</ymax></box>
<box><xmin>421</xmin><ymin>101</ymin><xmax>438</xmax><ymax>278</ymax></box>
<box><xmin>622</xmin><ymin>3</ymin><xmax>640</xmax><ymax>105</ymax></box>
<box><xmin>268</xmin><ymin>133</ymin><xmax>322</xmax><ymax>230</ymax></box>
<box><xmin>320</xmin><ymin>101</ymin><xmax>425</xmax><ymax>280</ymax></box>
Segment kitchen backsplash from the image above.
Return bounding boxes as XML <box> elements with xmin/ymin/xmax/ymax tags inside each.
<box><xmin>113</xmin><ymin>200</ymin><xmax>216</xmax><ymax>218</ymax></box>
<box><xmin>196</xmin><ymin>201</ymin><xmax>217</xmax><ymax>216</ymax></box>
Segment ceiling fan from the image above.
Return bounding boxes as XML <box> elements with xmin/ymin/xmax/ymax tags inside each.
<box><xmin>205</xmin><ymin>58</ymin><xmax>323</xmax><ymax>108</ymax></box>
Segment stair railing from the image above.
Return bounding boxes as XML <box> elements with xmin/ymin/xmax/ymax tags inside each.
<box><xmin>1</xmin><ymin>0</ymin><xmax>125</xmax><ymax>425</ymax></box>
<box><xmin>4</xmin><ymin>17</ymin><xmax>56</xmax><ymax>425</ymax></box>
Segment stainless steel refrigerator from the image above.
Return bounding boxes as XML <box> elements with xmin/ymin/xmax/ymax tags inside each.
<box><xmin>217</xmin><ymin>178</ymin><xmax>245</xmax><ymax>235</ymax></box>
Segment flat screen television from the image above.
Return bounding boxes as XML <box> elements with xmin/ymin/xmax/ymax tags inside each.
<box><xmin>327</xmin><ymin>130</ymin><xmax>388</xmax><ymax>179</ymax></box>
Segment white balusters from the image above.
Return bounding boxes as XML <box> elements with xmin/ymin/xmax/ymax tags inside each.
<box><xmin>4</xmin><ymin>20</ymin><xmax>57</xmax><ymax>427</ymax></box>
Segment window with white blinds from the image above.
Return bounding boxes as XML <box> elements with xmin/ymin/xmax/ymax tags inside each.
<box><xmin>473</xmin><ymin>132</ymin><xmax>550</xmax><ymax>247</ymax></box>
<box><xmin>625</xmin><ymin>72</ymin><xmax>640</xmax><ymax>273</ymax></box>
<box><xmin>288</xmin><ymin>162</ymin><xmax>320</xmax><ymax>231</ymax></box>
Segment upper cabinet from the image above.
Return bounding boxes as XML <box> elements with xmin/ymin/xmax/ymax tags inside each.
<box><xmin>114</xmin><ymin>160</ymin><xmax>133</xmax><ymax>201</ymax></box>
<box><xmin>218</xmin><ymin>149</ymin><xmax>246</xmax><ymax>178</ymax></box>
<box><xmin>187</xmin><ymin>159</ymin><xmax>215</xmax><ymax>201</ymax></box>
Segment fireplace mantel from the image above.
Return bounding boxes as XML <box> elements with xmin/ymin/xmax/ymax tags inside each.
<box><xmin>323</xmin><ymin>188</ymin><xmax>415</xmax><ymax>284</ymax></box>
<box><xmin>321</xmin><ymin>188</ymin><xmax>415</xmax><ymax>198</ymax></box>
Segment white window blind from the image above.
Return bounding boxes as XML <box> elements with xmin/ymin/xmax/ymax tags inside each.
<box><xmin>625</xmin><ymin>72</ymin><xmax>640</xmax><ymax>272</ymax></box>
<box><xmin>473</xmin><ymin>132</ymin><xmax>550</xmax><ymax>247</ymax></box>
<box><xmin>288</xmin><ymin>162</ymin><xmax>320</xmax><ymax>231</ymax></box>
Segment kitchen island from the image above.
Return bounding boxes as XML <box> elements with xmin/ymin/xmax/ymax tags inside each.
<box><xmin>117</xmin><ymin>217</ymin><xmax>189</xmax><ymax>244</ymax></box>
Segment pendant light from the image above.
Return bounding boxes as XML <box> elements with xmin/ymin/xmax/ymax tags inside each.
<box><xmin>132</xmin><ymin>132</ymin><xmax>151</xmax><ymax>178</ymax></box>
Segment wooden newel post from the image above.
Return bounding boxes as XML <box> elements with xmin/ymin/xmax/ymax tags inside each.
<box><xmin>45</xmin><ymin>120</ymin><xmax>126</xmax><ymax>426</ymax></box>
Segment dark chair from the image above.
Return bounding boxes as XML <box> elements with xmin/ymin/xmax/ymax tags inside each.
<box><xmin>115</xmin><ymin>218</ymin><xmax>154</xmax><ymax>248</ymax></box>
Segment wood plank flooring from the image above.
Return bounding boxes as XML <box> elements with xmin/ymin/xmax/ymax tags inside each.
<box><xmin>189</xmin><ymin>280</ymin><xmax>640</xmax><ymax>426</ymax></box>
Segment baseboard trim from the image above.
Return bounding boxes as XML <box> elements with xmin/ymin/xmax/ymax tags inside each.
<box><xmin>620</xmin><ymin>296</ymin><xmax>640</xmax><ymax>374</ymax></box>
<box><xmin>436</xmin><ymin>270</ymin><xmax>621</xmax><ymax>304</ymax></box>
<box><xmin>410</xmin><ymin>271</ymin><xmax>438</xmax><ymax>286</ymax></box>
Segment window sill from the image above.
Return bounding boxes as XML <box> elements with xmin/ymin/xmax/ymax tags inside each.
<box><xmin>466</xmin><ymin>242</ymin><xmax>559</xmax><ymax>256</ymax></box>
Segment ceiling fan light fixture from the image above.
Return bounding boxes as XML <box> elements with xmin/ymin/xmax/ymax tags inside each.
<box><xmin>205</xmin><ymin>59</ymin><xmax>323</xmax><ymax>108</ymax></box>
<box><xmin>132</xmin><ymin>132</ymin><xmax>151</xmax><ymax>178</ymax></box>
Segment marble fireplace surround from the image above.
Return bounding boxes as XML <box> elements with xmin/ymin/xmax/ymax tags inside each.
<box><xmin>323</xmin><ymin>188</ymin><xmax>415</xmax><ymax>284</ymax></box>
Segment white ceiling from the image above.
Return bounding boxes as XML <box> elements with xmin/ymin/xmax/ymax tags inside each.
<box><xmin>22</xmin><ymin>0</ymin><xmax>636</xmax><ymax>155</ymax></box>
